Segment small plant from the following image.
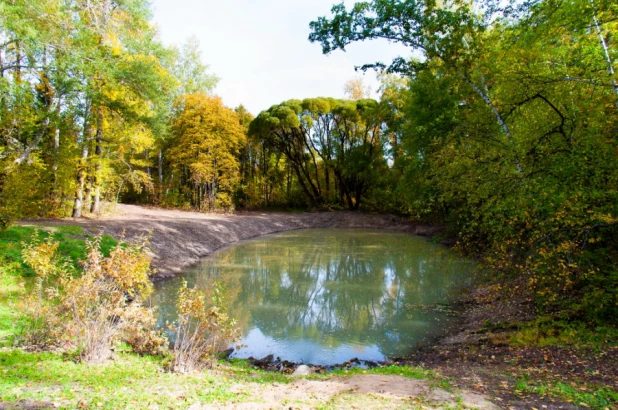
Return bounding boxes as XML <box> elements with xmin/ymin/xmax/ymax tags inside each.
<box><xmin>19</xmin><ymin>232</ymin><xmax>165</xmax><ymax>363</ymax></box>
<box><xmin>171</xmin><ymin>281</ymin><xmax>240</xmax><ymax>373</ymax></box>
<box><xmin>19</xmin><ymin>236</ymin><xmax>71</xmax><ymax>348</ymax></box>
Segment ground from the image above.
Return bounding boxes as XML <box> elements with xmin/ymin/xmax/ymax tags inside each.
<box><xmin>22</xmin><ymin>204</ymin><xmax>442</xmax><ymax>282</ymax></box>
<box><xmin>4</xmin><ymin>204</ymin><xmax>616</xmax><ymax>409</ymax></box>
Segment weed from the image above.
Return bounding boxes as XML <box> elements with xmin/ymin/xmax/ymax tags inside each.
<box><xmin>171</xmin><ymin>281</ymin><xmax>240</xmax><ymax>373</ymax></box>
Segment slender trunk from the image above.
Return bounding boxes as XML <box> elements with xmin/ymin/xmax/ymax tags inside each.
<box><xmin>209</xmin><ymin>177</ymin><xmax>216</xmax><ymax>212</ymax></box>
<box><xmin>324</xmin><ymin>166</ymin><xmax>330</xmax><ymax>201</ymax></box>
<box><xmin>14</xmin><ymin>116</ymin><xmax>50</xmax><ymax>165</ymax></box>
<box><xmin>591</xmin><ymin>6</ymin><xmax>618</xmax><ymax>106</ymax></box>
<box><xmin>72</xmin><ymin>140</ymin><xmax>90</xmax><ymax>218</ymax></box>
<box><xmin>14</xmin><ymin>41</ymin><xmax>21</xmax><ymax>82</ymax></box>
<box><xmin>354</xmin><ymin>182</ymin><xmax>364</xmax><ymax>210</ymax></box>
<box><xmin>158</xmin><ymin>150</ymin><xmax>163</xmax><ymax>203</ymax></box>
<box><xmin>51</xmin><ymin>126</ymin><xmax>60</xmax><ymax>190</ymax></box>
<box><xmin>90</xmin><ymin>110</ymin><xmax>103</xmax><ymax>214</ymax></box>
<box><xmin>290</xmin><ymin>162</ymin><xmax>320</xmax><ymax>207</ymax></box>
<box><xmin>286</xmin><ymin>162</ymin><xmax>291</xmax><ymax>199</ymax></box>
<box><xmin>462</xmin><ymin>73</ymin><xmax>523</xmax><ymax>174</ymax></box>
<box><xmin>84</xmin><ymin>176</ymin><xmax>93</xmax><ymax>212</ymax></box>
<box><xmin>72</xmin><ymin>106</ymin><xmax>92</xmax><ymax>218</ymax></box>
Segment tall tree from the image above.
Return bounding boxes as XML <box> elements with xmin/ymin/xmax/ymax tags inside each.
<box><xmin>167</xmin><ymin>94</ymin><xmax>246</xmax><ymax>212</ymax></box>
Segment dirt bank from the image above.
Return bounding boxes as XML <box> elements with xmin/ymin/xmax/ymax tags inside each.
<box><xmin>21</xmin><ymin>204</ymin><xmax>442</xmax><ymax>282</ymax></box>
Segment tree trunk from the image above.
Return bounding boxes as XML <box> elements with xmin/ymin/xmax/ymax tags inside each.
<box><xmin>72</xmin><ymin>107</ymin><xmax>91</xmax><ymax>218</ymax></box>
<box><xmin>72</xmin><ymin>141</ymin><xmax>90</xmax><ymax>218</ymax></box>
<box><xmin>90</xmin><ymin>110</ymin><xmax>103</xmax><ymax>214</ymax></box>
<box><xmin>591</xmin><ymin>6</ymin><xmax>618</xmax><ymax>106</ymax></box>
<box><xmin>84</xmin><ymin>176</ymin><xmax>93</xmax><ymax>212</ymax></box>
<box><xmin>158</xmin><ymin>149</ymin><xmax>163</xmax><ymax>203</ymax></box>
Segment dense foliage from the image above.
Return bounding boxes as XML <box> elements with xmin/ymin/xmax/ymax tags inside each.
<box><xmin>249</xmin><ymin>97</ymin><xmax>389</xmax><ymax>210</ymax></box>
<box><xmin>310</xmin><ymin>0</ymin><xmax>618</xmax><ymax>322</ymax></box>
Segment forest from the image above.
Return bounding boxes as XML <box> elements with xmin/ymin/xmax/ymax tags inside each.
<box><xmin>0</xmin><ymin>0</ymin><xmax>617</xmax><ymax>328</ymax></box>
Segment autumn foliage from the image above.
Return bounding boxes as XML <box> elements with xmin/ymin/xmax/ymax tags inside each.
<box><xmin>171</xmin><ymin>281</ymin><xmax>240</xmax><ymax>373</ymax></box>
<box><xmin>19</xmin><ymin>234</ymin><xmax>166</xmax><ymax>363</ymax></box>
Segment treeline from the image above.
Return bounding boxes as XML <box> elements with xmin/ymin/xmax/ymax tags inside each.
<box><xmin>1</xmin><ymin>0</ymin><xmax>617</xmax><ymax>322</ymax></box>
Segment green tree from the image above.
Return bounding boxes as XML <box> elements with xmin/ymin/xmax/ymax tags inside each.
<box><xmin>310</xmin><ymin>0</ymin><xmax>618</xmax><ymax>320</ymax></box>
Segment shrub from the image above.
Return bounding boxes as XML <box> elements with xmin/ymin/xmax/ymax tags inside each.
<box><xmin>19</xmin><ymin>233</ymin><xmax>166</xmax><ymax>363</ymax></box>
<box><xmin>19</xmin><ymin>237</ymin><xmax>71</xmax><ymax>348</ymax></box>
<box><xmin>171</xmin><ymin>281</ymin><xmax>240</xmax><ymax>373</ymax></box>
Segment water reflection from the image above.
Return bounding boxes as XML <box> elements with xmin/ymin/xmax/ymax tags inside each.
<box><xmin>153</xmin><ymin>229</ymin><xmax>475</xmax><ymax>365</ymax></box>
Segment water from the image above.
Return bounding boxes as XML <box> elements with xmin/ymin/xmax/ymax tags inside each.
<box><xmin>152</xmin><ymin>229</ymin><xmax>476</xmax><ymax>365</ymax></box>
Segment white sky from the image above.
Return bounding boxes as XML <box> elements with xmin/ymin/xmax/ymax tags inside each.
<box><xmin>149</xmin><ymin>0</ymin><xmax>412</xmax><ymax>115</ymax></box>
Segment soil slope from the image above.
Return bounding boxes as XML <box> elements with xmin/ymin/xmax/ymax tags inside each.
<box><xmin>22</xmin><ymin>204</ymin><xmax>441</xmax><ymax>281</ymax></box>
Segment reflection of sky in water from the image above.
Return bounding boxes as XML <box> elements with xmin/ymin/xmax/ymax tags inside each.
<box><xmin>153</xmin><ymin>229</ymin><xmax>477</xmax><ymax>365</ymax></box>
<box><xmin>234</xmin><ymin>328</ymin><xmax>387</xmax><ymax>365</ymax></box>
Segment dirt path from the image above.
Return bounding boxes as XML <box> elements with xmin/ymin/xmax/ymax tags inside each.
<box><xmin>21</xmin><ymin>204</ymin><xmax>442</xmax><ymax>282</ymax></box>
<box><xmin>206</xmin><ymin>374</ymin><xmax>498</xmax><ymax>409</ymax></box>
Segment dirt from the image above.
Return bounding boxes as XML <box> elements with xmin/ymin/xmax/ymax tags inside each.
<box><xmin>402</xmin><ymin>285</ymin><xmax>618</xmax><ymax>409</ymax></box>
<box><xmin>200</xmin><ymin>375</ymin><xmax>499</xmax><ymax>409</ymax></box>
<box><xmin>21</xmin><ymin>204</ymin><xmax>442</xmax><ymax>282</ymax></box>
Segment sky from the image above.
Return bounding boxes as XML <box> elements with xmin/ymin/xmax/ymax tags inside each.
<box><xmin>149</xmin><ymin>0</ymin><xmax>412</xmax><ymax>115</ymax></box>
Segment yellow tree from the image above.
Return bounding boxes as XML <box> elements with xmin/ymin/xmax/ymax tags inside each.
<box><xmin>343</xmin><ymin>77</ymin><xmax>372</xmax><ymax>100</ymax></box>
<box><xmin>168</xmin><ymin>93</ymin><xmax>246</xmax><ymax>212</ymax></box>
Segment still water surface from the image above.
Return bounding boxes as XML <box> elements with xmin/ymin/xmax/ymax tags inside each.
<box><xmin>153</xmin><ymin>229</ymin><xmax>476</xmax><ymax>365</ymax></box>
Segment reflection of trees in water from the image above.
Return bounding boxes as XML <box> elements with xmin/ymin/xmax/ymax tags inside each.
<box><xmin>152</xmin><ymin>230</ymin><xmax>473</xmax><ymax>356</ymax></box>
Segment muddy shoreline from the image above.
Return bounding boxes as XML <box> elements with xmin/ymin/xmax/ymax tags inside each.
<box><xmin>21</xmin><ymin>204</ymin><xmax>444</xmax><ymax>282</ymax></box>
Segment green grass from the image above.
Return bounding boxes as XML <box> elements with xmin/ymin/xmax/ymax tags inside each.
<box><xmin>0</xmin><ymin>350</ymin><xmax>242</xmax><ymax>409</ymax></box>
<box><xmin>514</xmin><ymin>374</ymin><xmax>618</xmax><ymax>409</ymax></box>
<box><xmin>510</xmin><ymin>317</ymin><xmax>618</xmax><ymax>349</ymax></box>
<box><xmin>222</xmin><ymin>358</ymin><xmax>436</xmax><ymax>384</ymax></box>
<box><xmin>0</xmin><ymin>225</ymin><xmax>118</xmax><ymax>276</ymax></box>
<box><xmin>220</xmin><ymin>359</ymin><xmax>293</xmax><ymax>384</ymax></box>
<box><xmin>322</xmin><ymin>364</ymin><xmax>432</xmax><ymax>380</ymax></box>
<box><xmin>0</xmin><ymin>225</ymin><xmax>118</xmax><ymax>344</ymax></box>
<box><xmin>0</xmin><ymin>271</ymin><xmax>21</xmax><ymax>344</ymax></box>
<box><xmin>0</xmin><ymin>350</ymin><xmax>455</xmax><ymax>409</ymax></box>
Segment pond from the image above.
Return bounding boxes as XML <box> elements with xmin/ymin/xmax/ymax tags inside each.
<box><xmin>152</xmin><ymin>229</ymin><xmax>476</xmax><ymax>365</ymax></box>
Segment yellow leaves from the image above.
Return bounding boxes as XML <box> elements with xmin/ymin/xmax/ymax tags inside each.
<box><xmin>19</xmin><ymin>233</ymin><xmax>160</xmax><ymax>360</ymax></box>
<box><xmin>22</xmin><ymin>237</ymin><xmax>60</xmax><ymax>280</ymax></box>
<box><xmin>168</xmin><ymin>93</ymin><xmax>246</xmax><ymax>207</ymax></box>
<box><xmin>103</xmin><ymin>242</ymin><xmax>153</xmax><ymax>298</ymax></box>
<box><xmin>177</xmin><ymin>282</ymin><xmax>208</xmax><ymax>319</ymax></box>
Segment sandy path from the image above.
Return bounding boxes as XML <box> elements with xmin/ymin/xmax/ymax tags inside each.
<box><xmin>22</xmin><ymin>204</ymin><xmax>442</xmax><ymax>281</ymax></box>
<box><xmin>203</xmin><ymin>374</ymin><xmax>498</xmax><ymax>409</ymax></box>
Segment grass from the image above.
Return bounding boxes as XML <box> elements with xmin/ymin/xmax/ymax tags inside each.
<box><xmin>0</xmin><ymin>350</ymin><xmax>240</xmax><ymax>409</ymax></box>
<box><xmin>323</xmin><ymin>365</ymin><xmax>433</xmax><ymax>380</ymax></box>
<box><xmin>0</xmin><ymin>350</ymin><xmax>443</xmax><ymax>409</ymax></box>
<box><xmin>0</xmin><ymin>270</ymin><xmax>21</xmax><ymax>343</ymax></box>
<box><xmin>510</xmin><ymin>317</ymin><xmax>618</xmax><ymax>349</ymax></box>
<box><xmin>0</xmin><ymin>225</ymin><xmax>118</xmax><ymax>346</ymax></box>
<box><xmin>0</xmin><ymin>225</ymin><xmax>117</xmax><ymax>276</ymax></box>
<box><xmin>514</xmin><ymin>374</ymin><xmax>618</xmax><ymax>410</ymax></box>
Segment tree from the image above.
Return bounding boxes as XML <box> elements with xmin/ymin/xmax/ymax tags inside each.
<box><xmin>310</xmin><ymin>0</ymin><xmax>618</xmax><ymax>320</ymax></box>
<box><xmin>167</xmin><ymin>94</ymin><xmax>246</xmax><ymax>212</ymax></box>
<box><xmin>171</xmin><ymin>36</ymin><xmax>219</xmax><ymax>96</ymax></box>
<box><xmin>344</xmin><ymin>77</ymin><xmax>371</xmax><ymax>100</ymax></box>
<box><xmin>249</xmin><ymin>97</ymin><xmax>388</xmax><ymax>210</ymax></box>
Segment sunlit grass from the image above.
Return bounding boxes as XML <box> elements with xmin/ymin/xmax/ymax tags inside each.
<box><xmin>514</xmin><ymin>374</ymin><xmax>618</xmax><ymax>410</ymax></box>
<box><xmin>0</xmin><ymin>350</ymin><xmax>239</xmax><ymax>409</ymax></box>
